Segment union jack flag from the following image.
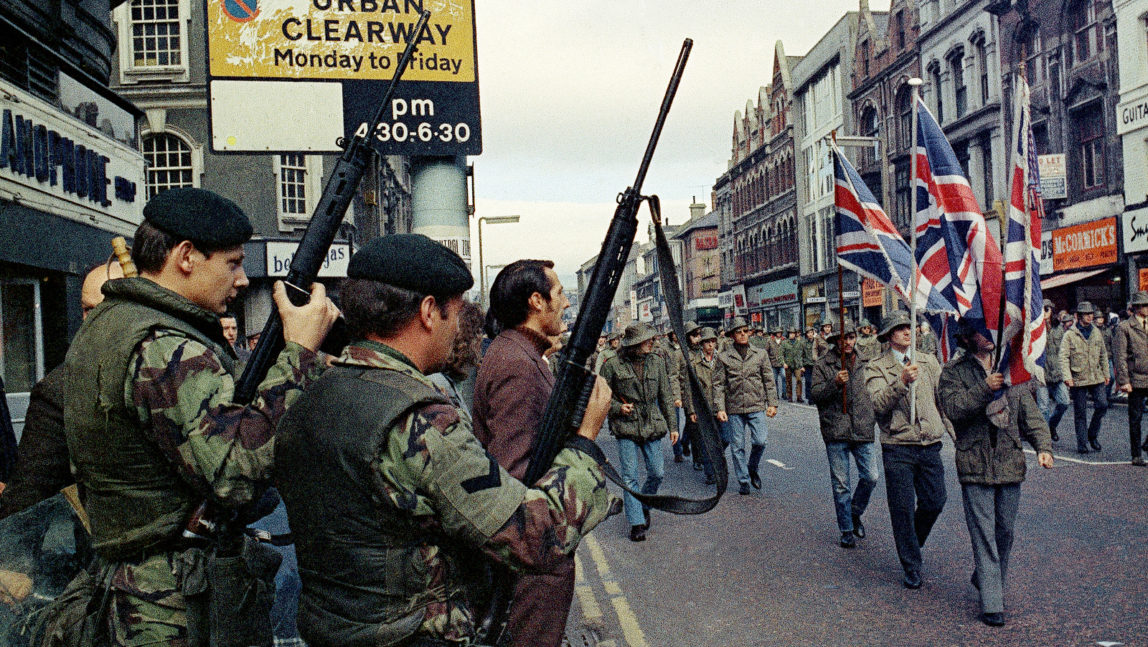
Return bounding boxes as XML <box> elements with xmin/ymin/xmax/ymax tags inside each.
<box><xmin>995</xmin><ymin>76</ymin><xmax>1046</xmax><ymax>385</ymax></box>
<box><xmin>833</xmin><ymin>144</ymin><xmax>913</xmax><ymax>303</ymax></box>
<box><xmin>912</xmin><ymin>97</ymin><xmax>1002</xmax><ymax>340</ymax></box>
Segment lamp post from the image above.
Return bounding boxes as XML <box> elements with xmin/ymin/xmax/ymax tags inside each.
<box><xmin>484</xmin><ymin>264</ymin><xmax>508</xmax><ymax>305</ymax></box>
<box><xmin>477</xmin><ymin>215</ymin><xmax>520</xmax><ymax>310</ymax></box>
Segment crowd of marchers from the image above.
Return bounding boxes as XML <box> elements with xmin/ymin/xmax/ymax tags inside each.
<box><xmin>2</xmin><ymin>187</ymin><xmax>1148</xmax><ymax>644</ymax></box>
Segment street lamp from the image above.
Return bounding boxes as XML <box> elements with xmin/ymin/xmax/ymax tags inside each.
<box><xmin>477</xmin><ymin>215</ymin><xmax>520</xmax><ymax>310</ymax></box>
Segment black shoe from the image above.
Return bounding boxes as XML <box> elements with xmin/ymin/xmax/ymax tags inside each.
<box><xmin>704</xmin><ymin>474</ymin><xmax>717</xmax><ymax>485</ymax></box>
<box><xmin>902</xmin><ymin>570</ymin><xmax>922</xmax><ymax>589</ymax></box>
<box><xmin>739</xmin><ymin>483</ymin><xmax>751</xmax><ymax>495</ymax></box>
<box><xmin>1090</xmin><ymin>439</ymin><xmax>1102</xmax><ymax>451</ymax></box>
<box><xmin>1050</xmin><ymin>430</ymin><xmax>1059</xmax><ymax>442</ymax></box>
<box><xmin>852</xmin><ymin>515</ymin><xmax>865</xmax><ymax>539</ymax></box>
<box><xmin>629</xmin><ymin>525</ymin><xmax>646</xmax><ymax>542</ymax></box>
<box><xmin>693</xmin><ymin>461</ymin><xmax>704</xmax><ymax>471</ymax></box>
<box><xmin>750</xmin><ymin>471</ymin><xmax>762</xmax><ymax>490</ymax></box>
<box><xmin>1077</xmin><ymin>446</ymin><xmax>1090</xmax><ymax>454</ymax></box>
<box><xmin>674</xmin><ymin>454</ymin><xmax>684</xmax><ymax>463</ymax></box>
<box><xmin>980</xmin><ymin>612</ymin><xmax>1005</xmax><ymax>627</ymax></box>
<box><xmin>970</xmin><ymin>571</ymin><xmax>980</xmax><ymax>591</ymax></box>
<box><xmin>839</xmin><ymin>532</ymin><xmax>856</xmax><ymax>548</ymax></box>
<box><xmin>1133</xmin><ymin>456</ymin><xmax>1147</xmax><ymax>467</ymax></box>
<box><xmin>682</xmin><ymin>445</ymin><xmax>691</xmax><ymax>458</ymax></box>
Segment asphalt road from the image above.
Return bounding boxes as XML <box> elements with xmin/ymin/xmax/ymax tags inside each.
<box><xmin>565</xmin><ymin>399</ymin><xmax>1148</xmax><ymax>647</ymax></box>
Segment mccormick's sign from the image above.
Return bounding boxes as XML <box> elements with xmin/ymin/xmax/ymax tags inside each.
<box><xmin>1052</xmin><ymin>216</ymin><xmax>1118</xmax><ymax>272</ymax></box>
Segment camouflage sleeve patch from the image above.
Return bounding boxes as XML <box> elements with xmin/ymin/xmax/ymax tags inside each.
<box><xmin>377</xmin><ymin>404</ymin><xmax>618</xmax><ymax>574</ymax></box>
<box><xmin>129</xmin><ymin>332</ymin><xmax>323</xmax><ymax>507</ymax></box>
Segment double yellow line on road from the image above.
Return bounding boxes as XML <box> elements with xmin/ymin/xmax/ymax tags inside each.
<box><xmin>574</xmin><ymin>534</ymin><xmax>649</xmax><ymax>647</ymax></box>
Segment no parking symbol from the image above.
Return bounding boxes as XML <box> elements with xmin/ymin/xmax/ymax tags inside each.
<box><xmin>221</xmin><ymin>0</ymin><xmax>259</xmax><ymax>23</ymax></box>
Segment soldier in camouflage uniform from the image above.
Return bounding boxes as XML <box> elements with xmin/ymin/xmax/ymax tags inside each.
<box><xmin>56</xmin><ymin>188</ymin><xmax>339</xmax><ymax>646</ymax></box>
<box><xmin>275</xmin><ymin>235</ymin><xmax>619</xmax><ymax>646</ymax></box>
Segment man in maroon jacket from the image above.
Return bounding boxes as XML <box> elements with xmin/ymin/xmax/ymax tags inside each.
<box><xmin>472</xmin><ymin>259</ymin><xmax>573</xmax><ymax>647</ymax></box>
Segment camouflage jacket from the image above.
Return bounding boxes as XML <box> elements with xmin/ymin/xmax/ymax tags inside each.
<box><xmin>280</xmin><ymin>342</ymin><xmax>619</xmax><ymax>644</ymax></box>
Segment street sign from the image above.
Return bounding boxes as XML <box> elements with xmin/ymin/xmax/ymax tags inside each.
<box><xmin>205</xmin><ymin>0</ymin><xmax>481</xmax><ymax>155</ymax></box>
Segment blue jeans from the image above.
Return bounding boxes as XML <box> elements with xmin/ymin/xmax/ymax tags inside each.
<box><xmin>824</xmin><ymin>441</ymin><xmax>879</xmax><ymax>534</ymax></box>
<box><xmin>773</xmin><ymin>367</ymin><xmax>785</xmax><ymax>398</ymax></box>
<box><xmin>616</xmin><ymin>437</ymin><xmax>665</xmax><ymax>527</ymax></box>
<box><xmin>1070</xmin><ymin>383</ymin><xmax>1108</xmax><ymax>449</ymax></box>
<box><xmin>803</xmin><ymin>367</ymin><xmax>813</xmax><ymax>404</ymax></box>
<box><xmin>726</xmin><ymin>411</ymin><xmax>768</xmax><ymax>486</ymax></box>
<box><xmin>1039</xmin><ymin>381</ymin><xmax>1070</xmax><ymax>433</ymax></box>
<box><xmin>673</xmin><ymin>407</ymin><xmax>686</xmax><ymax>458</ymax></box>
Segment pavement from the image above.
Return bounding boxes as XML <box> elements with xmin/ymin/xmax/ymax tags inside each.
<box><xmin>564</xmin><ymin>399</ymin><xmax>1148</xmax><ymax>647</ymax></box>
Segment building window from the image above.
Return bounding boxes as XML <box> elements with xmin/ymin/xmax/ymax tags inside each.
<box><xmin>897</xmin><ymin>85</ymin><xmax>913</xmax><ymax>149</ymax></box>
<box><xmin>895</xmin><ymin>163</ymin><xmax>911</xmax><ymax>231</ymax></box>
<box><xmin>0</xmin><ymin>25</ymin><xmax>59</xmax><ymax>101</ymax></box>
<box><xmin>1076</xmin><ymin>103</ymin><xmax>1105</xmax><ymax>190</ymax></box>
<box><xmin>950</xmin><ymin>52</ymin><xmax>967</xmax><ymax>118</ymax></box>
<box><xmin>275</xmin><ymin>154</ymin><xmax>324</xmax><ymax>229</ymax></box>
<box><xmin>1069</xmin><ymin>0</ymin><xmax>1101</xmax><ymax>65</ymax></box>
<box><xmin>930</xmin><ymin>64</ymin><xmax>944</xmax><ymax>123</ymax></box>
<box><xmin>0</xmin><ymin>280</ymin><xmax>44</xmax><ymax>395</ymax></box>
<box><xmin>1025</xmin><ymin>30</ymin><xmax>1044</xmax><ymax>84</ymax></box>
<box><xmin>142</xmin><ymin>133</ymin><xmax>194</xmax><ymax>198</ymax></box>
<box><xmin>114</xmin><ymin>0</ymin><xmax>190</xmax><ymax>83</ymax></box>
<box><xmin>861</xmin><ymin>40</ymin><xmax>871</xmax><ymax>78</ymax></box>
<box><xmin>979</xmin><ymin>134</ymin><xmax>993</xmax><ymax>209</ymax></box>
<box><xmin>975</xmin><ymin>40</ymin><xmax>989</xmax><ymax>105</ymax></box>
<box><xmin>896</xmin><ymin>11</ymin><xmax>906</xmax><ymax>49</ymax></box>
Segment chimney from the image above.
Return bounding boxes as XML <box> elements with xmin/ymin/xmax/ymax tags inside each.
<box><xmin>689</xmin><ymin>196</ymin><xmax>706</xmax><ymax>221</ymax></box>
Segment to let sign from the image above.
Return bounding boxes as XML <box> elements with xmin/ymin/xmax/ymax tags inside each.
<box><xmin>862</xmin><ymin>278</ymin><xmax>884</xmax><ymax>307</ymax></box>
<box><xmin>1052</xmin><ymin>217</ymin><xmax>1117</xmax><ymax>272</ymax></box>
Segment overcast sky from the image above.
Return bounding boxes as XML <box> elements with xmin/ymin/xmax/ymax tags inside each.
<box><xmin>465</xmin><ymin>0</ymin><xmax>891</xmax><ymax>289</ymax></box>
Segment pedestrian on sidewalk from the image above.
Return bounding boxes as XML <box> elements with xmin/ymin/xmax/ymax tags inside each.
<box><xmin>865</xmin><ymin>311</ymin><xmax>952</xmax><ymax>590</ymax></box>
<box><xmin>601</xmin><ymin>322</ymin><xmax>678</xmax><ymax>542</ymax></box>
<box><xmin>713</xmin><ymin>317</ymin><xmax>779</xmax><ymax>495</ymax></box>
<box><xmin>939</xmin><ymin>319</ymin><xmax>1054</xmax><ymax>628</ymax></box>
<box><xmin>1113</xmin><ymin>291</ymin><xmax>1148</xmax><ymax>466</ymax></box>
<box><xmin>809</xmin><ymin>319</ymin><xmax>878</xmax><ymax>549</ymax></box>
<box><xmin>686</xmin><ymin>326</ymin><xmax>722</xmax><ymax>485</ymax></box>
<box><xmin>1059</xmin><ymin>301</ymin><xmax>1109</xmax><ymax>454</ymax></box>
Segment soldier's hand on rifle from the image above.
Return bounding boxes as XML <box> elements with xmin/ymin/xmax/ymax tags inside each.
<box><xmin>986</xmin><ymin>372</ymin><xmax>1005</xmax><ymax>391</ymax></box>
<box><xmin>835</xmin><ymin>370</ymin><xmax>850</xmax><ymax>386</ymax></box>
<box><xmin>901</xmin><ymin>364</ymin><xmax>919</xmax><ymax>385</ymax></box>
<box><xmin>577</xmin><ymin>377</ymin><xmax>612</xmax><ymax>441</ymax></box>
<box><xmin>274</xmin><ymin>281</ymin><xmax>339</xmax><ymax>352</ymax></box>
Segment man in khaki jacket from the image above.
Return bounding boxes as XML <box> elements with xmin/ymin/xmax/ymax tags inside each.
<box><xmin>714</xmin><ymin>317</ymin><xmax>779</xmax><ymax>495</ymax></box>
<box><xmin>1059</xmin><ymin>301</ymin><xmax>1109</xmax><ymax>454</ymax></box>
<box><xmin>865</xmin><ymin>311</ymin><xmax>951</xmax><ymax>590</ymax></box>
<box><xmin>1113</xmin><ymin>291</ymin><xmax>1148</xmax><ymax>466</ymax></box>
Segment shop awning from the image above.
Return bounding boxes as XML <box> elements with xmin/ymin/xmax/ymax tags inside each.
<box><xmin>1040</xmin><ymin>269</ymin><xmax>1106</xmax><ymax>290</ymax></box>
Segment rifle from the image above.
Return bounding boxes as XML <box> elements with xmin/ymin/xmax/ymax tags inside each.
<box><xmin>477</xmin><ymin>37</ymin><xmax>726</xmax><ymax>645</ymax></box>
<box><xmin>233</xmin><ymin>9</ymin><xmax>430</xmax><ymax>403</ymax></box>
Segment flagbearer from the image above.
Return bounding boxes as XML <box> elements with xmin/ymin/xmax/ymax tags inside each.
<box><xmin>1113</xmin><ymin>291</ymin><xmax>1148</xmax><ymax>466</ymax></box>
<box><xmin>940</xmin><ymin>318</ymin><xmax>1053</xmax><ymax>627</ymax></box>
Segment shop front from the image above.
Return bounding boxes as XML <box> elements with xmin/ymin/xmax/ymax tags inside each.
<box><xmin>1</xmin><ymin>77</ymin><xmax>145</xmax><ymax>434</ymax></box>
<box><xmin>801</xmin><ymin>272</ymin><xmax>861</xmax><ymax>329</ymax></box>
<box><xmin>1122</xmin><ymin>203</ymin><xmax>1148</xmax><ymax>298</ymax></box>
<box><xmin>1041</xmin><ymin>216</ymin><xmax>1124</xmax><ymax>316</ymax></box>
<box><xmin>745</xmin><ymin>276</ymin><xmax>799</xmax><ymax>331</ymax></box>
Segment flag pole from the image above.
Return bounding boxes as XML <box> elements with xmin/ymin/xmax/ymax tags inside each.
<box><xmin>908</xmin><ymin>77</ymin><xmax>923</xmax><ymax>422</ymax></box>
<box><xmin>832</xmin><ymin>131</ymin><xmax>848</xmax><ymax>414</ymax></box>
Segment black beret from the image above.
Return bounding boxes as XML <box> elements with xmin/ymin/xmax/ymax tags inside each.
<box><xmin>144</xmin><ymin>188</ymin><xmax>253</xmax><ymax>248</ymax></box>
<box><xmin>348</xmin><ymin>234</ymin><xmax>473</xmax><ymax>295</ymax></box>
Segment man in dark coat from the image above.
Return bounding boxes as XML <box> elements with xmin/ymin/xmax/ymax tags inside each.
<box><xmin>1113</xmin><ymin>291</ymin><xmax>1148</xmax><ymax>466</ymax></box>
<box><xmin>940</xmin><ymin>319</ymin><xmax>1053</xmax><ymax>627</ymax></box>
<box><xmin>472</xmin><ymin>259</ymin><xmax>575</xmax><ymax>647</ymax></box>
<box><xmin>809</xmin><ymin>320</ymin><xmax>878</xmax><ymax>549</ymax></box>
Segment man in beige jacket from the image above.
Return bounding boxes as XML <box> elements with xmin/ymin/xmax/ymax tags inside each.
<box><xmin>865</xmin><ymin>311</ymin><xmax>951</xmax><ymax>590</ymax></box>
<box><xmin>1059</xmin><ymin>301</ymin><xmax>1109</xmax><ymax>454</ymax></box>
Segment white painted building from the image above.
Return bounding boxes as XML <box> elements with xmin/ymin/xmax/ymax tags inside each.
<box><xmin>1115</xmin><ymin>0</ymin><xmax>1148</xmax><ymax>285</ymax></box>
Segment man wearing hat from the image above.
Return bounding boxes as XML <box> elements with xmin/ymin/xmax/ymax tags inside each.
<box><xmin>916</xmin><ymin>317</ymin><xmax>938</xmax><ymax>357</ymax></box>
<box><xmin>1113</xmin><ymin>291</ymin><xmax>1148</xmax><ymax>466</ymax></box>
<box><xmin>595</xmin><ymin>330</ymin><xmax>623</xmax><ymax>374</ymax></box>
<box><xmin>1058</xmin><ymin>301</ymin><xmax>1110</xmax><ymax>453</ymax></box>
<box><xmin>800</xmin><ymin>327</ymin><xmax>817</xmax><ymax>403</ymax></box>
<box><xmin>809</xmin><ymin>319</ymin><xmax>878</xmax><ymax>549</ymax></box>
<box><xmin>601</xmin><ymin>322</ymin><xmax>677</xmax><ymax>541</ymax></box>
<box><xmin>766</xmin><ymin>328</ymin><xmax>786</xmax><ymax>396</ymax></box>
<box><xmin>940</xmin><ymin>318</ymin><xmax>1054</xmax><ymax>626</ymax></box>
<box><xmin>686</xmin><ymin>326</ymin><xmax>721</xmax><ymax>485</ymax></box>
<box><xmin>856</xmin><ymin>319</ymin><xmax>880</xmax><ymax>361</ymax></box>
<box><xmin>276</xmin><ymin>235</ymin><xmax>619</xmax><ymax>644</ymax></box>
<box><xmin>57</xmin><ymin>188</ymin><xmax>340</xmax><ymax>643</ymax></box>
<box><xmin>713</xmin><ymin>317</ymin><xmax>779</xmax><ymax>495</ymax></box>
<box><xmin>865</xmin><ymin>310</ymin><xmax>951</xmax><ymax>589</ymax></box>
<box><xmin>677</xmin><ymin>321</ymin><xmax>705</xmax><ymax>466</ymax></box>
<box><xmin>1038</xmin><ymin>302</ymin><xmax>1069</xmax><ymax>442</ymax></box>
<box><xmin>815</xmin><ymin>322</ymin><xmax>832</xmax><ymax>361</ymax></box>
<box><xmin>782</xmin><ymin>329</ymin><xmax>802</xmax><ymax>402</ymax></box>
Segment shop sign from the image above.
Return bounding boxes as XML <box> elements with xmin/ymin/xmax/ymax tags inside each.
<box><xmin>731</xmin><ymin>284</ymin><xmax>747</xmax><ymax>316</ymax></box>
<box><xmin>805</xmin><ymin>296</ymin><xmax>827</xmax><ymax>304</ymax></box>
<box><xmin>1040</xmin><ymin>229</ymin><xmax>1054</xmax><ymax>275</ymax></box>
<box><xmin>638</xmin><ymin>299</ymin><xmax>654</xmax><ymax>323</ymax></box>
<box><xmin>1141</xmin><ymin>268</ymin><xmax>1148</xmax><ymax>291</ymax></box>
<box><xmin>745</xmin><ymin>277</ymin><xmax>798</xmax><ymax>309</ymax></box>
<box><xmin>717</xmin><ymin>290</ymin><xmax>733</xmax><ymax>309</ymax></box>
<box><xmin>694</xmin><ymin>234</ymin><xmax>718</xmax><ymax>251</ymax></box>
<box><xmin>1117</xmin><ymin>96</ymin><xmax>1148</xmax><ymax>136</ymax></box>
<box><xmin>1037</xmin><ymin>154</ymin><xmax>1067</xmax><ymax>200</ymax></box>
<box><xmin>1122</xmin><ymin>206</ymin><xmax>1148</xmax><ymax>256</ymax></box>
<box><xmin>1052</xmin><ymin>217</ymin><xmax>1118</xmax><ymax>272</ymax></box>
<box><xmin>862</xmin><ymin>278</ymin><xmax>884</xmax><ymax>307</ymax></box>
<box><xmin>1</xmin><ymin>81</ymin><xmax>145</xmax><ymax>233</ymax></box>
<box><xmin>266</xmin><ymin>241</ymin><xmax>350</xmax><ymax>277</ymax></box>
<box><xmin>629</xmin><ymin>290</ymin><xmax>638</xmax><ymax>321</ymax></box>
